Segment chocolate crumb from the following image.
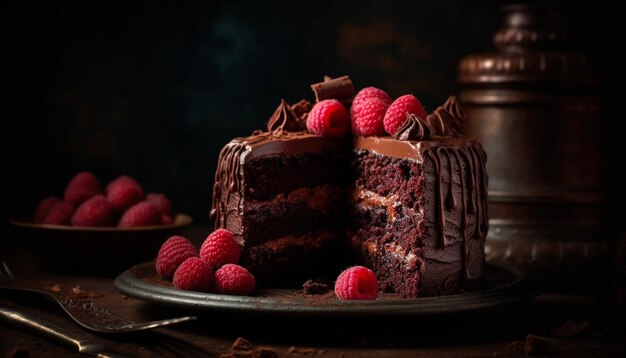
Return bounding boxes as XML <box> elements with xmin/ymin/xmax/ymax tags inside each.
<box><xmin>524</xmin><ymin>334</ymin><xmax>553</xmax><ymax>355</ymax></box>
<box><xmin>285</xmin><ymin>346</ymin><xmax>326</xmax><ymax>355</ymax></box>
<box><xmin>509</xmin><ymin>340</ymin><xmax>524</xmax><ymax>353</ymax></box>
<box><xmin>5</xmin><ymin>346</ymin><xmax>30</xmax><ymax>358</ymax></box>
<box><xmin>303</xmin><ymin>280</ymin><xmax>330</xmax><ymax>295</ymax></box>
<box><xmin>221</xmin><ymin>337</ymin><xmax>278</xmax><ymax>358</ymax></box>
<box><xmin>550</xmin><ymin>320</ymin><xmax>590</xmax><ymax>337</ymax></box>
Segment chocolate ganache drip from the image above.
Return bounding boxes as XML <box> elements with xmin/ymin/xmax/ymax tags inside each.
<box><xmin>393</xmin><ymin>114</ymin><xmax>434</xmax><ymax>141</ymax></box>
<box><xmin>266</xmin><ymin>99</ymin><xmax>307</xmax><ymax>132</ymax></box>
<box><xmin>426</xmin><ymin>96</ymin><xmax>466</xmax><ymax>137</ymax></box>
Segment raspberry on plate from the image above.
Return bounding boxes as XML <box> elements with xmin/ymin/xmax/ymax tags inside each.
<box><xmin>156</xmin><ymin>235</ymin><xmax>198</xmax><ymax>280</ymax></box>
<box><xmin>383</xmin><ymin>94</ymin><xmax>427</xmax><ymax>135</ymax></box>
<box><xmin>42</xmin><ymin>201</ymin><xmax>75</xmax><ymax>226</ymax></box>
<box><xmin>335</xmin><ymin>266</ymin><xmax>378</xmax><ymax>300</ymax></box>
<box><xmin>71</xmin><ymin>195</ymin><xmax>115</xmax><ymax>227</ymax></box>
<box><xmin>34</xmin><ymin>196</ymin><xmax>61</xmax><ymax>224</ymax></box>
<box><xmin>306</xmin><ymin>99</ymin><xmax>351</xmax><ymax>138</ymax></box>
<box><xmin>199</xmin><ymin>228</ymin><xmax>241</xmax><ymax>268</ymax></box>
<box><xmin>118</xmin><ymin>201</ymin><xmax>162</xmax><ymax>227</ymax></box>
<box><xmin>106</xmin><ymin>178</ymin><xmax>144</xmax><ymax>213</ymax></box>
<box><xmin>214</xmin><ymin>264</ymin><xmax>256</xmax><ymax>295</ymax></box>
<box><xmin>63</xmin><ymin>171</ymin><xmax>102</xmax><ymax>206</ymax></box>
<box><xmin>351</xmin><ymin>97</ymin><xmax>389</xmax><ymax>136</ymax></box>
<box><xmin>173</xmin><ymin>257</ymin><xmax>213</xmax><ymax>292</ymax></box>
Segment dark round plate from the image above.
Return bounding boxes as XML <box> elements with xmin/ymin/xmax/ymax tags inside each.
<box><xmin>115</xmin><ymin>262</ymin><xmax>538</xmax><ymax>316</ymax></box>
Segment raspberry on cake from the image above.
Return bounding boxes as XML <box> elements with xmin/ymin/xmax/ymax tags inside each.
<box><xmin>306</xmin><ymin>99</ymin><xmax>351</xmax><ymax>138</ymax></box>
<box><xmin>383</xmin><ymin>94</ymin><xmax>427</xmax><ymax>135</ymax></box>
<box><xmin>210</xmin><ymin>75</ymin><xmax>488</xmax><ymax>298</ymax></box>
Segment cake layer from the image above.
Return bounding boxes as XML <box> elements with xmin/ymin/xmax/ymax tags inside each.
<box><xmin>242</xmin><ymin>185</ymin><xmax>345</xmax><ymax>246</ymax></box>
<box><xmin>211</xmin><ymin>131</ymin><xmax>350</xmax><ymax>229</ymax></box>
<box><xmin>242</xmin><ymin>230</ymin><xmax>345</xmax><ymax>285</ymax></box>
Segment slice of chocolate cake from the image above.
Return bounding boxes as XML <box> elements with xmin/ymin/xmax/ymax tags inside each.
<box><xmin>210</xmin><ymin>100</ymin><xmax>351</xmax><ymax>284</ymax></box>
<box><xmin>351</xmin><ymin>112</ymin><xmax>488</xmax><ymax>297</ymax></box>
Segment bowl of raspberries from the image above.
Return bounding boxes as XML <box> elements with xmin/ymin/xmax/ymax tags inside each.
<box><xmin>9</xmin><ymin>171</ymin><xmax>192</xmax><ymax>272</ymax></box>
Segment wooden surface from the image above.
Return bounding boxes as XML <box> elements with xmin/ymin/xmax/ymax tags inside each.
<box><xmin>1</xmin><ymin>227</ymin><xmax>625</xmax><ymax>357</ymax></box>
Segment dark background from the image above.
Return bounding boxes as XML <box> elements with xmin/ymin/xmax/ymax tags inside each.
<box><xmin>0</xmin><ymin>0</ymin><xmax>614</xmax><ymax>229</ymax></box>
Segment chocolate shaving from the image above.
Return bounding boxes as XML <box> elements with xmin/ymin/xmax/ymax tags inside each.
<box><xmin>394</xmin><ymin>113</ymin><xmax>434</xmax><ymax>141</ymax></box>
<box><xmin>310</xmin><ymin>75</ymin><xmax>355</xmax><ymax>103</ymax></box>
<box><xmin>291</xmin><ymin>99</ymin><xmax>312</xmax><ymax>127</ymax></box>
<box><xmin>266</xmin><ymin>99</ymin><xmax>306</xmax><ymax>132</ymax></box>
<box><xmin>550</xmin><ymin>320</ymin><xmax>590</xmax><ymax>337</ymax></box>
<box><xmin>221</xmin><ymin>337</ymin><xmax>278</xmax><ymax>358</ymax></box>
<box><xmin>426</xmin><ymin>96</ymin><xmax>466</xmax><ymax>137</ymax></box>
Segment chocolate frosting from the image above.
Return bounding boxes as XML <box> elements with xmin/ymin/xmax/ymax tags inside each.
<box><xmin>426</xmin><ymin>96</ymin><xmax>466</xmax><ymax>137</ymax></box>
<box><xmin>393</xmin><ymin>114</ymin><xmax>434</xmax><ymax>141</ymax></box>
<box><xmin>266</xmin><ymin>99</ymin><xmax>306</xmax><ymax>132</ymax></box>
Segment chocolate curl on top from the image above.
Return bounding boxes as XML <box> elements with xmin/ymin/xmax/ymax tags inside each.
<box><xmin>290</xmin><ymin>99</ymin><xmax>312</xmax><ymax>127</ymax></box>
<box><xmin>394</xmin><ymin>113</ymin><xmax>434</xmax><ymax>141</ymax></box>
<box><xmin>426</xmin><ymin>96</ymin><xmax>466</xmax><ymax>137</ymax></box>
<box><xmin>266</xmin><ymin>99</ymin><xmax>307</xmax><ymax>132</ymax></box>
<box><xmin>310</xmin><ymin>75</ymin><xmax>355</xmax><ymax>105</ymax></box>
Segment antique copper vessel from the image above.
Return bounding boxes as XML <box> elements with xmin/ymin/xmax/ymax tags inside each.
<box><xmin>458</xmin><ymin>4</ymin><xmax>608</xmax><ymax>287</ymax></box>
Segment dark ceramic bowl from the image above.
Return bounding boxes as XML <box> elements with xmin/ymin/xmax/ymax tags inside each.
<box><xmin>8</xmin><ymin>214</ymin><xmax>193</xmax><ymax>274</ymax></box>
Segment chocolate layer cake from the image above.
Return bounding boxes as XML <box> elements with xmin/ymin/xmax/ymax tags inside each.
<box><xmin>211</xmin><ymin>77</ymin><xmax>488</xmax><ymax>297</ymax></box>
<box><xmin>211</xmin><ymin>101</ymin><xmax>351</xmax><ymax>283</ymax></box>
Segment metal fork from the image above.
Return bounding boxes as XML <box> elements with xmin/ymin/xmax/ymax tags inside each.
<box><xmin>0</xmin><ymin>262</ymin><xmax>196</xmax><ymax>334</ymax></box>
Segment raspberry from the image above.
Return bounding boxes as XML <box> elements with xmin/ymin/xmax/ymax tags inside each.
<box><xmin>146</xmin><ymin>193</ymin><xmax>173</xmax><ymax>216</ymax></box>
<box><xmin>383</xmin><ymin>94</ymin><xmax>427</xmax><ymax>135</ymax></box>
<box><xmin>106</xmin><ymin>179</ymin><xmax>144</xmax><ymax>213</ymax></box>
<box><xmin>156</xmin><ymin>235</ymin><xmax>198</xmax><ymax>280</ymax></box>
<box><xmin>199</xmin><ymin>229</ymin><xmax>241</xmax><ymax>268</ymax></box>
<box><xmin>34</xmin><ymin>196</ymin><xmax>61</xmax><ymax>223</ymax></box>
<box><xmin>118</xmin><ymin>201</ymin><xmax>162</xmax><ymax>227</ymax></box>
<box><xmin>351</xmin><ymin>87</ymin><xmax>392</xmax><ymax>113</ymax></box>
<box><xmin>351</xmin><ymin>98</ymin><xmax>389</xmax><ymax>136</ymax></box>
<box><xmin>42</xmin><ymin>201</ymin><xmax>75</xmax><ymax>226</ymax></box>
<box><xmin>334</xmin><ymin>266</ymin><xmax>378</xmax><ymax>300</ymax></box>
<box><xmin>71</xmin><ymin>195</ymin><xmax>115</xmax><ymax>227</ymax></box>
<box><xmin>214</xmin><ymin>264</ymin><xmax>256</xmax><ymax>295</ymax></box>
<box><xmin>306</xmin><ymin>99</ymin><xmax>351</xmax><ymax>138</ymax></box>
<box><xmin>173</xmin><ymin>257</ymin><xmax>213</xmax><ymax>292</ymax></box>
<box><xmin>63</xmin><ymin>171</ymin><xmax>102</xmax><ymax>206</ymax></box>
<box><xmin>161</xmin><ymin>214</ymin><xmax>174</xmax><ymax>225</ymax></box>
<box><xmin>105</xmin><ymin>175</ymin><xmax>140</xmax><ymax>194</ymax></box>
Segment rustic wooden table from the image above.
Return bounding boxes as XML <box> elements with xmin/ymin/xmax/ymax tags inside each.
<box><xmin>1</xmin><ymin>226</ymin><xmax>624</xmax><ymax>357</ymax></box>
